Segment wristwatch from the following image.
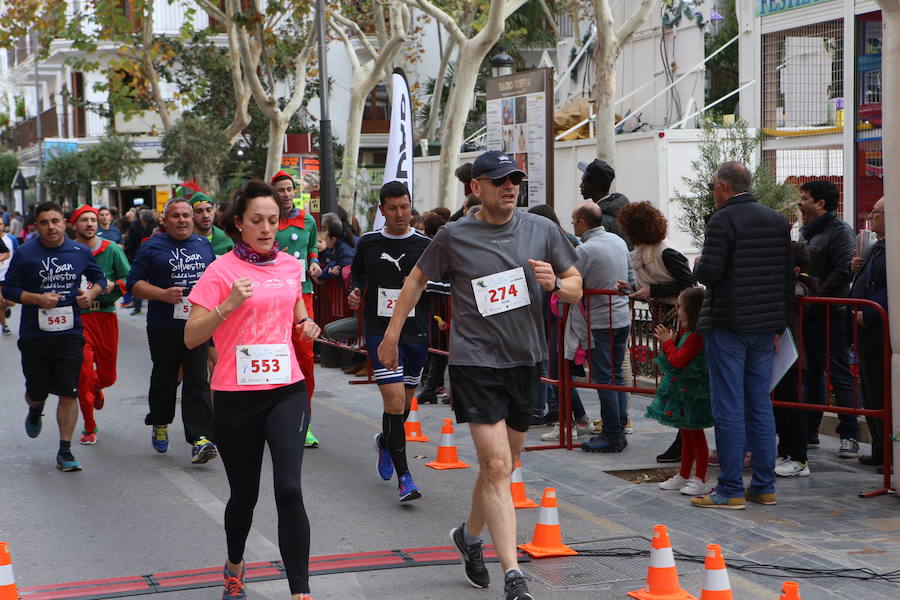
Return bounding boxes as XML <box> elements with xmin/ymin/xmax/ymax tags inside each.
<box><xmin>552</xmin><ymin>276</ymin><xmax>562</xmax><ymax>292</ymax></box>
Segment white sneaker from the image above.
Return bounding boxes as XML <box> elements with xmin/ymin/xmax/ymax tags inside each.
<box><xmin>679</xmin><ymin>476</ymin><xmax>713</xmax><ymax>496</ymax></box>
<box><xmin>575</xmin><ymin>420</ymin><xmax>594</xmax><ymax>437</ymax></box>
<box><xmin>775</xmin><ymin>456</ymin><xmax>790</xmax><ymax>467</ymax></box>
<box><xmin>658</xmin><ymin>474</ymin><xmax>689</xmax><ymax>490</ymax></box>
<box><xmin>540</xmin><ymin>423</ymin><xmax>578</xmax><ymax>442</ymax></box>
<box><xmin>775</xmin><ymin>460</ymin><xmax>810</xmax><ymax>477</ymax></box>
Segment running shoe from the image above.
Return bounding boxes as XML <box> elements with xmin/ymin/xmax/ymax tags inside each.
<box><xmin>152</xmin><ymin>425</ymin><xmax>169</xmax><ymax>453</ymax></box>
<box><xmin>436</xmin><ymin>386</ymin><xmax>449</xmax><ymax>404</ymax></box>
<box><xmin>398</xmin><ymin>472</ymin><xmax>422</xmax><ymax>502</ymax></box>
<box><xmin>222</xmin><ymin>566</ymin><xmax>246</xmax><ymax>600</ymax></box>
<box><xmin>504</xmin><ymin>569</ymin><xmax>533</xmax><ymax>600</ymax></box>
<box><xmin>679</xmin><ymin>476</ymin><xmax>713</xmax><ymax>496</ymax></box>
<box><xmin>80</xmin><ymin>428</ymin><xmax>98</xmax><ymax>445</ymax></box>
<box><xmin>624</xmin><ymin>420</ymin><xmax>634</xmax><ymax>434</ymax></box>
<box><xmin>450</xmin><ymin>523</ymin><xmax>489</xmax><ymax>588</ymax></box>
<box><xmin>56</xmin><ymin>451</ymin><xmax>82</xmax><ymax>472</ymax></box>
<box><xmin>192</xmin><ymin>437</ymin><xmax>218</xmax><ymax>464</ymax></box>
<box><xmin>130</xmin><ymin>308</ymin><xmax>142</xmax><ymax>316</ymax></box>
<box><xmin>25</xmin><ymin>407</ymin><xmax>43</xmax><ymax>438</ymax></box>
<box><xmin>2</xmin><ymin>325</ymin><xmax>10</xmax><ymax>336</ymax></box>
<box><xmin>305</xmin><ymin>428</ymin><xmax>319</xmax><ymax>448</ymax></box>
<box><xmin>774</xmin><ymin>460</ymin><xmax>810</xmax><ymax>477</ymax></box>
<box><xmin>93</xmin><ymin>389</ymin><xmax>105</xmax><ymax>410</ymax></box>
<box><xmin>838</xmin><ymin>438</ymin><xmax>859</xmax><ymax>459</ymax></box>
<box><xmin>374</xmin><ymin>433</ymin><xmax>394</xmax><ymax>480</ymax></box>
<box><xmin>658</xmin><ymin>474</ymin><xmax>689</xmax><ymax>490</ymax></box>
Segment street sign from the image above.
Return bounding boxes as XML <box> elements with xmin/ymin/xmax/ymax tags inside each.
<box><xmin>11</xmin><ymin>170</ymin><xmax>27</xmax><ymax>190</ymax></box>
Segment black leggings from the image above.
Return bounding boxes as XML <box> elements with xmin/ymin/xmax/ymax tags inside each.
<box><xmin>214</xmin><ymin>380</ymin><xmax>311</xmax><ymax>594</ymax></box>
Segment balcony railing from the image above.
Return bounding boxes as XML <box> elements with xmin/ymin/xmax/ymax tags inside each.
<box><xmin>12</xmin><ymin>107</ymin><xmax>59</xmax><ymax>151</ymax></box>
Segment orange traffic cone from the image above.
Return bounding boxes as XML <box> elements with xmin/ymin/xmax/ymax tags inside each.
<box><xmin>510</xmin><ymin>459</ymin><xmax>538</xmax><ymax>509</ymax></box>
<box><xmin>517</xmin><ymin>488</ymin><xmax>578</xmax><ymax>558</ymax></box>
<box><xmin>628</xmin><ymin>525</ymin><xmax>697</xmax><ymax>600</ymax></box>
<box><xmin>426</xmin><ymin>419</ymin><xmax>470</xmax><ymax>469</ymax></box>
<box><xmin>779</xmin><ymin>581</ymin><xmax>801</xmax><ymax>600</ymax></box>
<box><xmin>0</xmin><ymin>543</ymin><xmax>17</xmax><ymax>600</ymax></box>
<box><xmin>404</xmin><ymin>397</ymin><xmax>430</xmax><ymax>442</ymax></box>
<box><xmin>699</xmin><ymin>544</ymin><xmax>732</xmax><ymax>600</ymax></box>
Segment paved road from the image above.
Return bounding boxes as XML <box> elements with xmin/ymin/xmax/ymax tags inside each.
<box><xmin>1</xmin><ymin>308</ymin><xmax>898</xmax><ymax>599</ymax></box>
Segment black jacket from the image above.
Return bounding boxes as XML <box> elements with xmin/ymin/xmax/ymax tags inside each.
<box><xmin>799</xmin><ymin>211</ymin><xmax>854</xmax><ymax>298</ymax></box>
<box><xmin>694</xmin><ymin>193</ymin><xmax>793</xmax><ymax>333</ymax></box>
<box><xmin>595</xmin><ymin>193</ymin><xmax>632</xmax><ymax>250</ymax></box>
<box><xmin>849</xmin><ymin>238</ymin><xmax>887</xmax><ymax>351</ymax></box>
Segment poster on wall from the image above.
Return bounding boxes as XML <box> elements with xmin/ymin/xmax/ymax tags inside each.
<box><xmin>281</xmin><ymin>154</ymin><xmax>322</xmax><ymax>214</ymax></box>
<box><xmin>485</xmin><ymin>67</ymin><xmax>554</xmax><ymax>209</ymax></box>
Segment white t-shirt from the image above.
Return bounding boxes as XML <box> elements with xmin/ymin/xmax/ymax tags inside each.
<box><xmin>0</xmin><ymin>233</ymin><xmax>15</xmax><ymax>282</ymax></box>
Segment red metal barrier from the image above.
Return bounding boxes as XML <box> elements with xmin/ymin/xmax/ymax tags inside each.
<box><xmin>775</xmin><ymin>296</ymin><xmax>892</xmax><ymax>498</ymax></box>
<box><xmin>312</xmin><ymin>283</ymin><xmax>893</xmax><ymax>495</ymax></box>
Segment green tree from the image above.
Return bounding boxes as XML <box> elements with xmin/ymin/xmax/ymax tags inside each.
<box><xmin>704</xmin><ymin>0</ymin><xmax>738</xmax><ymax>114</ymax></box>
<box><xmin>0</xmin><ymin>151</ymin><xmax>19</xmax><ymax>203</ymax></box>
<box><xmin>40</xmin><ymin>150</ymin><xmax>90</xmax><ymax>203</ymax></box>
<box><xmin>83</xmin><ymin>135</ymin><xmax>143</xmax><ymax>206</ymax></box>
<box><xmin>676</xmin><ymin>118</ymin><xmax>797</xmax><ymax>248</ymax></box>
<box><xmin>160</xmin><ymin>115</ymin><xmax>230</xmax><ymax>194</ymax></box>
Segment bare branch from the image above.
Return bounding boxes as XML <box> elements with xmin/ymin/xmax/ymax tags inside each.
<box><xmin>331</xmin><ymin>11</ymin><xmax>377</xmax><ymax>59</ymax></box>
<box><xmin>195</xmin><ymin>0</ymin><xmax>226</xmax><ymax>24</ymax></box>
<box><xmin>536</xmin><ymin>0</ymin><xmax>558</xmax><ymax>35</ymax></box>
<box><xmin>329</xmin><ymin>16</ymin><xmax>361</xmax><ymax>71</ymax></box>
<box><xmin>615</xmin><ymin>0</ymin><xmax>656</xmax><ymax>48</ymax></box>
<box><xmin>373</xmin><ymin>0</ymin><xmax>388</xmax><ymax>47</ymax></box>
<box><xmin>407</xmin><ymin>0</ymin><xmax>466</xmax><ymax>46</ymax></box>
<box><xmin>230</xmin><ymin>0</ymin><xmax>279</xmax><ymax>122</ymax></box>
<box><xmin>283</xmin><ymin>26</ymin><xmax>316</xmax><ymax>118</ymax></box>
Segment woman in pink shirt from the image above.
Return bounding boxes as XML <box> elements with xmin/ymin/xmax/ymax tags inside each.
<box><xmin>185</xmin><ymin>180</ymin><xmax>320</xmax><ymax>600</ymax></box>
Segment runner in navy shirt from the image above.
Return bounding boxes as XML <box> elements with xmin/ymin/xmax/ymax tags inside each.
<box><xmin>3</xmin><ymin>201</ymin><xmax>106</xmax><ymax>472</ymax></box>
<box><xmin>127</xmin><ymin>198</ymin><xmax>218</xmax><ymax>465</ymax></box>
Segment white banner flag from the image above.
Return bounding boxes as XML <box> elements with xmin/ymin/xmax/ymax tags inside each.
<box><xmin>373</xmin><ymin>68</ymin><xmax>414</xmax><ymax>231</ymax></box>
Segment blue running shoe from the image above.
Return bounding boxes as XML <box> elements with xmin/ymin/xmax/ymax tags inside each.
<box><xmin>222</xmin><ymin>566</ymin><xmax>246</xmax><ymax>599</ymax></box>
<box><xmin>374</xmin><ymin>433</ymin><xmax>393</xmax><ymax>481</ymax></box>
<box><xmin>25</xmin><ymin>409</ymin><xmax>43</xmax><ymax>439</ymax></box>
<box><xmin>398</xmin><ymin>472</ymin><xmax>422</xmax><ymax>502</ymax></box>
<box><xmin>152</xmin><ymin>425</ymin><xmax>169</xmax><ymax>453</ymax></box>
<box><xmin>192</xmin><ymin>436</ymin><xmax>218</xmax><ymax>464</ymax></box>
<box><xmin>56</xmin><ymin>452</ymin><xmax>82</xmax><ymax>472</ymax></box>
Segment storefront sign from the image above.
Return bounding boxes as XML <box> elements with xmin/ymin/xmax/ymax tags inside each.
<box><xmin>758</xmin><ymin>0</ymin><xmax>836</xmax><ymax>17</ymax></box>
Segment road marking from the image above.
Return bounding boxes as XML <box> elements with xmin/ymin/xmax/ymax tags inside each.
<box><xmin>160</xmin><ymin>468</ymin><xmax>280</xmax><ymax>561</ymax></box>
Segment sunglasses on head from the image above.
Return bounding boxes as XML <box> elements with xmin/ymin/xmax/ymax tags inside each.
<box><xmin>479</xmin><ymin>172</ymin><xmax>525</xmax><ymax>187</ymax></box>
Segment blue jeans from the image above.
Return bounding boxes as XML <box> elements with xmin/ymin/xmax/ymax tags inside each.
<box><xmin>802</xmin><ymin>311</ymin><xmax>859</xmax><ymax>439</ymax></box>
<box><xmin>589</xmin><ymin>326</ymin><xmax>630</xmax><ymax>439</ymax></box>
<box><xmin>706</xmin><ymin>328</ymin><xmax>776</xmax><ymax>498</ymax></box>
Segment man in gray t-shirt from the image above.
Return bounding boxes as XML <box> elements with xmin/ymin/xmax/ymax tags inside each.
<box><xmin>378</xmin><ymin>150</ymin><xmax>581</xmax><ymax>599</ymax></box>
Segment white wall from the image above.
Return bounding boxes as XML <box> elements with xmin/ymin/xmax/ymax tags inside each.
<box><xmin>413</xmin><ymin>130</ymin><xmax>710</xmax><ymax>257</ymax></box>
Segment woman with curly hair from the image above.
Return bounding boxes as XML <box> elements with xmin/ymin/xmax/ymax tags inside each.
<box><xmin>616</xmin><ymin>201</ymin><xmax>697</xmax><ymax>463</ymax></box>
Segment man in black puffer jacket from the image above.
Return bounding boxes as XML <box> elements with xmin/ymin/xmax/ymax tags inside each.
<box><xmin>797</xmin><ymin>180</ymin><xmax>858</xmax><ymax>457</ymax></box>
<box><xmin>691</xmin><ymin>161</ymin><xmax>793</xmax><ymax>510</ymax></box>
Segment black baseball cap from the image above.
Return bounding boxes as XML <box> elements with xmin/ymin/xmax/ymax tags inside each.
<box><xmin>472</xmin><ymin>150</ymin><xmax>526</xmax><ymax>179</ymax></box>
<box><xmin>577</xmin><ymin>159</ymin><xmax>616</xmax><ymax>186</ymax></box>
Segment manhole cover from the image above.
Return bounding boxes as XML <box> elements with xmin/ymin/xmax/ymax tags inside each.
<box><xmin>523</xmin><ymin>536</ymin><xmax>701</xmax><ymax>589</ymax></box>
<box><xmin>605</xmin><ymin>467</ymin><xmax>679</xmax><ymax>484</ymax></box>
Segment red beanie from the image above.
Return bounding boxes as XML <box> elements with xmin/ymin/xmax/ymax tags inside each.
<box><xmin>70</xmin><ymin>205</ymin><xmax>99</xmax><ymax>223</ymax></box>
<box><xmin>270</xmin><ymin>170</ymin><xmax>294</xmax><ymax>186</ymax></box>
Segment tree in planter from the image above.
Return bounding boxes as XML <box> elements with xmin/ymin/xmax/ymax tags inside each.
<box><xmin>160</xmin><ymin>114</ymin><xmax>230</xmax><ymax>195</ymax></box>
<box><xmin>675</xmin><ymin>118</ymin><xmax>797</xmax><ymax>248</ymax></box>
<box><xmin>82</xmin><ymin>135</ymin><xmax>143</xmax><ymax>208</ymax></box>
<box><xmin>40</xmin><ymin>150</ymin><xmax>91</xmax><ymax>205</ymax></box>
<box><xmin>0</xmin><ymin>152</ymin><xmax>18</xmax><ymax>205</ymax></box>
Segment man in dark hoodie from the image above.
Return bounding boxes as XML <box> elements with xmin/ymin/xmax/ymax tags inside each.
<box><xmin>797</xmin><ymin>180</ymin><xmax>858</xmax><ymax>458</ymax></box>
<box><xmin>578</xmin><ymin>158</ymin><xmax>631</xmax><ymax>249</ymax></box>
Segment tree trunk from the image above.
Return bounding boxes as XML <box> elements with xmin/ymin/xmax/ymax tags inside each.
<box><xmin>424</xmin><ymin>39</ymin><xmax>455</xmax><ymax>144</ymax></box>
<box><xmin>592</xmin><ymin>10</ymin><xmax>617</xmax><ymax>163</ymax></box>
<box><xmin>435</xmin><ymin>45</ymin><xmax>482</xmax><ymax>208</ymax></box>
<box><xmin>265</xmin><ymin>117</ymin><xmax>288</xmax><ymax>181</ymax></box>
<box><xmin>339</xmin><ymin>90</ymin><xmax>367</xmax><ymax>210</ymax></box>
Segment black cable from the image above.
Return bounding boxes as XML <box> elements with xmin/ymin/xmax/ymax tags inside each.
<box><xmin>571</xmin><ymin>548</ymin><xmax>900</xmax><ymax>584</ymax></box>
